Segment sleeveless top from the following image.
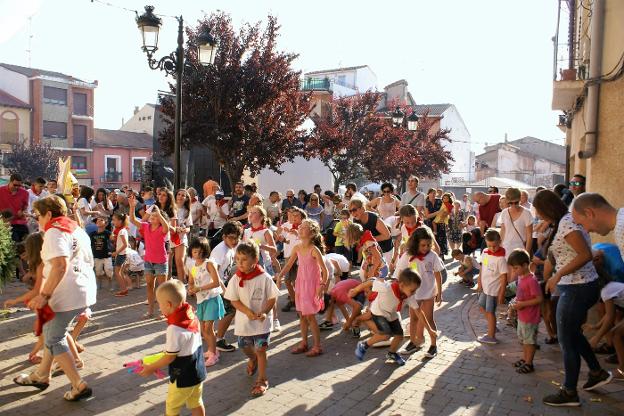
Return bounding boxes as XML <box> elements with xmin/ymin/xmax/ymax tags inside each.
<box><xmin>357</xmin><ymin>212</ymin><xmax>393</xmax><ymax>253</ymax></box>
<box><xmin>377</xmin><ymin>198</ymin><xmax>397</xmax><ymax>220</ymax></box>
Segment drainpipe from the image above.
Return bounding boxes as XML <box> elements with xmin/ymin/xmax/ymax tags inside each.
<box><xmin>579</xmin><ymin>0</ymin><xmax>604</xmax><ymax>159</ymax></box>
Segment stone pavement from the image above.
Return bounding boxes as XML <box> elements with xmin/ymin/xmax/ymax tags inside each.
<box><xmin>1</xmin><ymin>263</ymin><xmax>623</xmax><ymax>416</ymax></box>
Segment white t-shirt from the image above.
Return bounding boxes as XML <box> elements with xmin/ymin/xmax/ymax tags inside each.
<box><xmin>601</xmin><ymin>282</ymin><xmax>624</xmax><ymax>308</ymax></box>
<box><xmin>551</xmin><ymin>213</ymin><xmax>598</xmax><ymax>285</ymax></box>
<box><xmin>165</xmin><ymin>324</ymin><xmax>202</xmax><ymax>356</ymax></box>
<box><xmin>224</xmin><ymin>272</ymin><xmax>281</xmax><ymax>336</ymax></box>
<box><xmin>615</xmin><ymin>208</ymin><xmax>624</xmax><ymax>260</ymax></box>
<box><xmin>27</xmin><ymin>189</ymin><xmax>48</xmax><ymax>214</ymax></box>
<box><xmin>400</xmin><ymin>190</ymin><xmax>425</xmax><ymax>209</ymax></box>
<box><xmin>393</xmin><ymin>251</ymin><xmax>444</xmax><ymax>300</ymax></box>
<box><xmin>190</xmin><ymin>200</ymin><xmax>206</xmax><ymax>229</ymax></box>
<box><xmin>501</xmin><ymin>208</ymin><xmax>533</xmax><ymax>257</ymax></box>
<box><xmin>187</xmin><ymin>259</ymin><xmax>223</xmax><ymax>303</ymax></box>
<box><xmin>384</xmin><ymin>215</ymin><xmax>402</xmax><ymax>238</ymax></box>
<box><xmin>175</xmin><ymin>208</ymin><xmax>193</xmax><ymax>246</ymax></box>
<box><xmin>480</xmin><ymin>250</ymin><xmax>508</xmax><ymax>296</ymax></box>
<box><xmin>325</xmin><ymin>253</ymin><xmax>350</xmax><ymax>273</ymax></box>
<box><xmin>243</xmin><ymin>227</ymin><xmax>272</xmax><ymax>268</ymax></box>
<box><xmin>281</xmin><ymin>222</ymin><xmax>301</xmax><ymax>258</ymax></box>
<box><xmin>126</xmin><ymin>248</ymin><xmax>144</xmax><ymax>272</ymax></box>
<box><xmin>116</xmin><ymin>228</ymin><xmax>128</xmax><ymax>255</ymax></box>
<box><xmin>42</xmin><ymin>226</ymin><xmax>97</xmax><ymax>312</ymax></box>
<box><xmin>202</xmin><ymin>196</ymin><xmax>229</xmax><ymax>229</ymax></box>
<box><xmin>209</xmin><ymin>241</ymin><xmax>236</xmax><ymax>284</ymax></box>
<box><xmin>77</xmin><ymin>197</ymin><xmax>92</xmax><ymax>226</ymax></box>
<box><xmin>369</xmin><ymin>279</ymin><xmax>418</xmax><ymax>321</ymax></box>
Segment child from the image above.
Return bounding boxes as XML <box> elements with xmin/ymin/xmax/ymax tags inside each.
<box><xmin>477</xmin><ymin>229</ymin><xmax>508</xmax><ymax>344</ymax></box>
<box><xmin>140</xmin><ymin>280</ymin><xmax>206</xmax><ymax>416</ymax></box>
<box><xmin>332</xmin><ymin>209</ymin><xmax>351</xmax><ymax>258</ymax></box>
<box><xmin>210</xmin><ymin>221</ymin><xmax>243</xmax><ymax>353</ymax></box>
<box><xmin>452</xmin><ymin>248</ymin><xmax>480</xmax><ymax>287</ymax></box>
<box><xmin>432</xmin><ymin>192</ymin><xmax>453</xmax><ymax>234</ymax></box>
<box><xmin>112</xmin><ymin>212</ymin><xmax>130</xmax><ymax>297</ymax></box>
<box><xmin>344</xmin><ymin>223</ymin><xmax>388</xmax><ymax>281</ymax></box>
<box><xmin>354</xmin><ymin>269</ymin><xmax>435</xmax><ymax>365</ymax></box>
<box><xmin>123</xmin><ymin>236</ymin><xmax>145</xmax><ymax>289</ymax></box>
<box><xmin>187</xmin><ymin>237</ymin><xmax>225</xmax><ymax>367</ymax></box>
<box><xmin>275</xmin><ymin>207</ymin><xmax>306</xmax><ymax>312</ymax></box>
<box><xmin>277</xmin><ymin>219</ymin><xmax>329</xmax><ymax>357</ymax></box>
<box><xmin>325</xmin><ymin>252</ymin><xmax>351</xmax><ymax>281</ymax></box>
<box><xmin>224</xmin><ymin>242</ymin><xmax>280</xmax><ymax>396</ymax></box>
<box><xmin>129</xmin><ymin>194</ymin><xmax>170</xmax><ymax>319</ymax></box>
<box><xmin>319</xmin><ymin>278</ymin><xmax>365</xmax><ymax>337</ymax></box>
<box><xmin>393</xmin><ymin>227</ymin><xmax>443</xmax><ymax>358</ymax></box>
<box><xmin>90</xmin><ymin>217</ymin><xmax>113</xmax><ymax>290</ymax></box>
<box><xmin>465</xmin><ymin>215</ymin><xmax>477</xmax><ymax>232</ymax></box>
<box><xmin>508</xmin><ymin>249</ymin><xmax>542</xmax><ymax>374</ymax></box>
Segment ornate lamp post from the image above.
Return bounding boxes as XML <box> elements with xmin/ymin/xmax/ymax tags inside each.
<box><xmin>407</xmin><ymin>111</ymin><xmax>419</xmax><ymax>131</ymax></box>
<box><xmin>136</xmin><ymin>5</ymin><xmax>217</xmax><ymax>188</ymax></box>
<box><xmin>391</xmin><ymin>106</ymin><xmax>405</xmax><ymax>127</ymax></box>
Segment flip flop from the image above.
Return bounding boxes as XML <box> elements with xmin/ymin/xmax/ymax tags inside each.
<box><xmin>13</xmin><ymin>373</ymin><xmax>49</xmax><ymax>390</ymax></box>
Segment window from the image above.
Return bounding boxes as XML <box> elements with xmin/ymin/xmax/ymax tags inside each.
<box><xmin>336</xmin><ymin>74</ymin><xmax>347</xmax><ymax>86</ymax></box>
<box><xmin>73</xmin><ymin>92</ymin><xmax>88</xmax><ymax>115</ymax></box>
<box><xmin>105</xmin><ymin>155</ymin><xmax>121</xmax><ymax>172</ymax></box>
<box><xmin>43</xmin><ymin>86</ymin><xmax>67</xmax><ymax>105</ymax></box>
<box><xmin>71</xmin><ymin>156</ymin><xmax>87</xmax><ymax>170</ymax></box>
<box><xmin>43</xmin><ymin>121</ymin><xmax>67</xmax><ymax>139</ymax></box>
<box><xmin>1</xmin><ymin>111</ymin><xmax>19</xmax><ymax>144</ymax></box>
<box><xmin>132</xmin><ymin>157</ymin><xmax>146</xmax><ymax>181</ymax></box>
<box><xmin>73</xmin><ymin>124</ymin><xmax>87</xmax><ymax>148</ymax></box>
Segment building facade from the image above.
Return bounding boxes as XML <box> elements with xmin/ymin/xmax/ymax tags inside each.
<box><xmin>0</xmin><ymin>89</ymin><xmax>31</xmax><ymax>178</ymax></box>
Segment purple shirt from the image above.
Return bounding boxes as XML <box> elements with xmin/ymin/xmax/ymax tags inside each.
<box><xmin>516</xmin><ymin>273</ymin><xmax>541</xmax><ymax>324</ymax></box>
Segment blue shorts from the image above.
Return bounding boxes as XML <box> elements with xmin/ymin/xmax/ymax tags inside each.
<box><xmin>371</xmin><ymin>314</ymin><xmax>403</xmax><ymax>336</ymax></box>
<box><xmin>144</xmin><ymin>261</ymin><xmax>168</xmax><ymax>276</ymax></box>
<box><xmin>43</xmin><ymin>307</ymin><xmax>84</xmax><ymax>356</ymax></box>
<box><xmin>196</xmin><ymin>296</ymin><xmax>225</xmax><ymax>322</ymax></box>
<box><xmin>113</xmin><ymin>254</ymin><xmax>127</xmax><ymax>267</ymax></box>
<box><xmin>478</xmin><ymin>292</ymin><xmax>498</xmax><ymax>314</ymax></box>
<box><xmin>238</xmin><ymin>332</ymin><xmax>270</xmax><ymax>349</ymax></box>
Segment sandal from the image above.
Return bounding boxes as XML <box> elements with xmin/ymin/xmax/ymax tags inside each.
<box><xmin>512</xmin><ymin>359</ymin><xmax>526</xmax><ymax>368</ymax></box>
<box><xmin>251</xmin><ymin>379</ymin><xmax>269</xmax><ymax>397</ymax></box>
<box><xmin>614</xmin><ymin>368</ymin><xmax>624</xmax><ymax>381</ymax></box>
<box><xmin>63</xmin><ymin>382</ymin><xmax>92</xmax><ymax>402</ymax></box>
<box><xmin>142</xmin><ymin>312</ymin><xmax>154</xmax><ymax>319</ymax></box>
<box><xmin>246</xmin><ymin>359</ymin><xmax>258</xmax><ymax>376</ymax></box>
<box><xmin>13</xmin><ymin>372</ymin><xmax>49</xmax><ymax>390</ymax></box>
<box><xmin>545</xmin><ymin>337</ymin><xmax>558</xmax><ymax>345</ymax></box>
<box><xmin>305</xmin><ymin>345</ymin><xmax>323</xmax><ymax>357</ymax></box>
<box><xmin>516</xmin><ymin>363</ymin><xmax>535</xmax><ymax>374</ymax></box>
<box><xmin>114</xmin><ymin>290</ymin><xmax>128</xmax><ymax>297</ymax></box>
<box><xmin>291</xmin><ymin>343</ymin><xmax>308</xmax><ymax>354</ymax></box>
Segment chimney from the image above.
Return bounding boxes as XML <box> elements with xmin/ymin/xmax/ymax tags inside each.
<box><xmin>134</xmin><ymin>106</ymin><xmax>139</xmax><ymax>115</ymax></box>
<box><xmin>121</xmin><ymin>117</ymin><xmax>125</xmax><ymax>127</ymax></box>
<box><xmin>504</xmin><ymin>133</ymin><xmax>508</xmax><ymax>143</ymax></box>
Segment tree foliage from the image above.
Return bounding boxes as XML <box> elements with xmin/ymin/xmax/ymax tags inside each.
<box><xmin>159</xmin><ymin>12</ymin><xmax>311</xmax><ymax>189</ymax></box>
<box><xmin>5</xmin><ymin>142</ymin><xmax>59</xmax><ymax>181</ymax></box>
<box><xmin>0</xmin><ymin>221</ymin><xmax>16</xmax><ymax>291</ymax></box>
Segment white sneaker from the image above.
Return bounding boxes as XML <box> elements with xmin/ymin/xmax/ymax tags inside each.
<box><xmin>272</xmin><ymin>319</ymin><xmax>281</xmax><ymax>332</ymax></box>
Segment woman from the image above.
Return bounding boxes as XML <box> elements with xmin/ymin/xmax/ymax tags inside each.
<box><xmin>91</xmin><ymin>188</ymin><xmax>113</xmax><ymax>219</ymax></box>
<box><xmin>321</xmin><ymin>191</ymin><xmax>336</xmax><ymax>231</ymax></box>
<box><xmin>187</xmin><ymin>187</ymin><xmax>205</xmax><ymax>239</ymax></box>
<box><xmin>367</xmin><ymin>182</ymin><xmax>400</xmax><ymax>220</ymax></box>
<box><xmin>500</xmin><ymin>187</ymin><xmax>533</xmax><ymax>259</ymax></box>
<box><xmin>13</xmin><ymin>195</ymin><xmax>96</xmax><ymax>401</ymax></box>
<box><xmin>173</xmin><ymin>189</ymin><xmax>192</xmax><ymax>283</ymax></box>
<box><xmin>349</xmin><ymin>199</ymin><xmax>393</xmax><ymax>266</ymax></box>
<box><xmin>447</xmin><ymin>201</ymin><xmax>465</xmax><ymax>251</ymax></box>
<box><xmin>534</xmin><ymin>190</ymin><xmax>612</xmax><ymax>407</ymax></box>
<box><xmin>297</xmin><ymin>189</ymin><xmax>309</xmax><ymax>210</ymax></box>
<box><xmin>424</xmin><ymin>188</ymin><xmax>448</xmax><ymax>257</ymax></box>
<box><xmin>76</xmin><ymin>186</ymin><xmax>99</xmax><ymax>233</ymax></box>
<box><xmin>305</xmin><ymin>193</ymin><xmax>324</xmax><ymax>226</ymax></box>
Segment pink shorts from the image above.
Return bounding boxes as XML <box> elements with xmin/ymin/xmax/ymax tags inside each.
<box><xmin>330</xmin><ymin>279</ymin><xmax>361</xmax><ymax>305</ymax></box>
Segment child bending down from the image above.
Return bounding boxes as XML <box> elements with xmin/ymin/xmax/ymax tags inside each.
<box><xmin>452</xmin><ymin>248</ymin><xmax>480</xmax><ymax>287</ymax></box>
<box><xmin>224</xmin><ymin>242</ymin><xmax>280</xmax><ymax>396</ymax></box>
<box><xmin>319</xmin><ymin>278</ymin><xmax>366</xmax><ymax>337</ymax></box>
<box><xmin>344</xmin><ymin>223</ymin><xmax>388</xmax><ymax>281</ymax></box>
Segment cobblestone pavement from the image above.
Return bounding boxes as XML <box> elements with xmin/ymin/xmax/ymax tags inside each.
<box><xmin>1</xmin><ymin>262</ymin><xmax>623</xmax><ymax>416</ymax></box>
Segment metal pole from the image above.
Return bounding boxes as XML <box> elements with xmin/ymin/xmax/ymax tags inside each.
<box><xmin>174</xmin><ymin>16</ymin><xmax>184</xmax><ymax>189</ymax></box>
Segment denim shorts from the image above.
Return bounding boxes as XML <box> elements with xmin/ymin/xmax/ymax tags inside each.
<box><xmin>371</xmin><ymin>314</ymin><xmax>403</xmax><ymax>336</ymax></box>
<box><xmin>113</xmin><ymin>254</ymin><xmax>127</xmax><ymax>267</ymax></box>
<box><xmin>43</xmin><ymin>307</ymin><xmax>84</xmax><ymax>356</ymax></box>
<box><xmin>478</xmin><ymin>292</ymin><xmax>498</xmax><ymax>314</ymax></box>
<box><xmin>517</xmin><ymin>321</ymin><xmax>538</xmax><ymax>345</ymax></box>
<box><xmin>238</xmin><ymin>332</ymin><xmax>270</xmax><ymax>349</ymax></box>
<box><xmin>144</xmin><ymin>261</ymin><xmax>168</xmax><ymax>276</ymax></box>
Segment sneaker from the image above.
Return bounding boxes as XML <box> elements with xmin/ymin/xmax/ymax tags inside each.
<box><xmin>582</xmin><ymin>369</ymin><xmax>612</xmax><ymax>391</ymax></box>
<box><xmin>318</xmin><ymin>321</ymin><xmax>334</xmax><ymax>331</ymax></box>
<box><xmin>424</xmin><ymin>345</ymin><xmax>438</xmax><ymax>359</ymax></box>
<box><xmin>205</xmin><ymin>351</ymin><xmax>219</xmax><ymax>367</ymax></box>
<box><xmin>281</xmin><ymin>300</ymin><xmax>294</xmax><ymax>312</ymax></box>
<box><xmin>355</xmin><ymin>341</ymin><xmax>368</xmax><ymax>361</ymax></box>
<box><xmin>477</xmin><ymin>335</ymin><xmax>498</xmax><ymax>345</ymax></box>
<box><xmin>399</xmin><ymin>341</ymin><xmax>422</xmax><ymax>356</ymax></box>
<box><xmin>351</xmin><ymin>327</ymin><xmax>361</xmax><ymax>338</ymax></box>
<box><xmin>605</xmin><ymin>353</ymin><xmax>619</xmax><ymax>365</ymax></box>
<box><xmin>386</xmin><ymin>351</ymin><xmax>406</xmax><ymax>366</ymax></box>
<box><xmin>542</xmin><ymin>389</ymin><xmax>581</xmax><ymax>407</ymax></box>
<box><xmin>216</xmin><ymin>339</ymin><xmax>236</xmax><ymax>352</ymax></box>
<box><xmin>272</xmin><ymin>319</ymin><xmax>281</xmax><ymax>332</ymax></box>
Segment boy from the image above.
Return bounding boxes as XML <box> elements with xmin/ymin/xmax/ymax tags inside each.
<box><xmin>210</xmin><ymin>220</ymin><xmax>243</xmax><ymax>353</ymax></box>
<box><xmin>276</xmin><ymin>207</ymin><xmax>306</xmax><ymax>312</ymax></box>
<box><xmin>224</xmin><ymin>242</ymin><xmax>280</xmax><ymax>396</ymax></box>
<box><xmin>354</xmin><ymin>269</ymin><xmax>435</xmax><ymax>366</ymax></box>
<box><xmin>333</xmin><ymin>209</ymin><xmax>352</xmax><ymax>258</ymax></box>
<box><xmin>140</xmin><ymin>280</ymin><xmax>206</xmax><ymax>416</ymax></box>
<box><xmin>508</xmin><ymin>249</ymin><xmax>542</xmax><ymax>373</ymax></box>
<box><xmin>452</xmin><ymin>248</ymin><xmax>480</xmax><ymax>287</ymax></box>
<box><xmin>91</xmin><ymin>217</ymin><xmax>113</xmax><ymax>290</ymax></box>
<box><xmin>477</xmin><ymin>229</ymin><xmax>508</xmax><ymax>344</ymax></box>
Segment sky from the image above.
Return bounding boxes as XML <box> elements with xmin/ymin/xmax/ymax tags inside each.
<box><xmin>0</xmin><ymin>0</ymin><xmax>563</xmax><ymax>155</ymax></box>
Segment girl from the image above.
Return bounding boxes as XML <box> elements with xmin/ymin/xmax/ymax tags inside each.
<box><xmin>112</xmin><ymin>213</ymin><xmax>130</xmax><ymax>297</ymax></box>
<box><xmin>448</xmin><ymin>201</ymin><xmax>465</xmax><ymax>251</ymax></box>
<box><xmin>277</xmin><ymin>219</ymin><xmax>329</xmax><ymax>357</ymax></box>
<box><xmin>367</xmin><ymin>183</ymin><xmax>400</xmax><ymax>220</ymax></box>
<box><xmin>187</xmin><ymin>237</ymin><xmax>225</xmax><ymax>367</ymax></box>
<box><xmin>394</xmin><ymin>227</ymin><xmax>443</xmax><ymax>358</ymax></box>
<box><xmin>156</xmin><ymin>188</ymin><xmax>176</xmax><ymax>278</ymax></box>
<box><xmin>465</xmin><ymin>215</ymin><xmax>477</xmax><ymax>232</ymax></box>
<box><xmin>345</xmin><ymin>223</ymin><xmax>388</xmax><ymax>281</ymax></box>
<box><xmin>173</xmin><ymin>189</ymin><xmax>192</xmax><ymax>283</ymax></box>
<box><xmin>332</xmin><ymin>209</ymin><xmax>352</xmax><ymax>258</ymax></box>
<box><xmin>305</xmin><ymin>193</ymin><xmax>324</xmax><ymax>226</ymax></box>
<box><xmin>433</xmin><ymin>192</ymin><xmax>453</xmax><ymax>230</ymax></box>
<box><xmin>129</xmin><ymin>194</ymin><xmax>170</xmax><ymax>318</ymax></box>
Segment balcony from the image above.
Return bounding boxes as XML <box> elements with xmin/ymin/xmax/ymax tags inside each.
<box><xmin>0</xmin><ymin>132</ymin><xmax>26</xmax><ymax>145</ymax></box>
<box><xmin>300</xmin><ymin>78</ymin><xmax>331</xmax><ymax>91</ymax></box>
<box><xmin>101</xmin><ymin>171</ymin><xmax>123</xmax><ymax>183</ymax></box>
<box><xmin>45</xmin><ymin>137</ymin><xmax>69</xmax><ymax>148</ymax></box>
<box><xmin>132</xmin><ymin>170</ymin><xmax>143</xmax><ymax>182</ymax></box>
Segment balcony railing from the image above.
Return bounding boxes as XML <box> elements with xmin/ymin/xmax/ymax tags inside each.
<box><xmin>101</xmin><ymin>171</ymin><xmax>123</xmax><ymax>182</ymax></box>
<box><xmin>552</xmin><ymin>0</ymin><xmax>589</xmax><ymax>81</ymax></box>
<box><xmin>132</xmin><ymin>171</ymin><xmax>143</xmax><ymax>182</ymax></box>
<box><xmin>300</xmin><ymin>78</ymin><xmax>331</xmax><ymax>91</ymax></box>
<box><xmin>45</xmin><ymin>137</ymin><xmax>69</xmax><ymax>148</ymax></box>
<box><xmin>0</xmin><ymin>132</ymin><xmax>26</xmax><ymax>145</ymax></box>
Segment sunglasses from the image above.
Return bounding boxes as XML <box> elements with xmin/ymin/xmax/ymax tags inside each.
<box><xmin>508</xmin><ymin>201</ymin><xmax>520</xmax><ymax>205</ymax></box>
<box><xmin>569</xmin><ymin>181</ymin><xmax>584</xmax><ymax>186</ymax></box>
<box><xmin>349</xmin><ymin>208</ymin><xmax>359</xmax><ymax>213</ymax></box>
<box><xmin>382</xmin><ymin>190</ymin><xmax>392</xmax><ymax>194</ymax></box>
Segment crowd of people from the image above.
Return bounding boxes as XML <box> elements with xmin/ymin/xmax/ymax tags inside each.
<box><xmin>1</xmin><ymin>171</ymin><xmax>623</xmax><ymax>413</ymax></box>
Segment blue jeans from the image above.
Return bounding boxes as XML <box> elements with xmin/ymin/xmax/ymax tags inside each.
<box><xmin>557</xmin><ymin>279</ymin><xmax>601</xmax><ymax>390</ymax></box>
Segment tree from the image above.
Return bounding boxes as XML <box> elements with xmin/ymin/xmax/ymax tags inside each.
<box><xmin>4</xmin><ymin>142</ymin><xmax>59</xmax><ymax>181</ymax></box>
<box><xmin>159</xmin><ymin>13</ymin><xmax>311</xmax><ymax>189</ymax></box>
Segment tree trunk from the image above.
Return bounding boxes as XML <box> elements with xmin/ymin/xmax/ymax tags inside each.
<box><xmin>224</xmin><ymin>166</ymin><xmax>244</xmax><ymax>196</ymax></box>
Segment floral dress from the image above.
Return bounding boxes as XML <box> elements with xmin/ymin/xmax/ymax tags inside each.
<box><xmin>426</xmin><ymin>198</ymin><xmax>448</xmax><ymax>256</ymax></box>
<box><xmin>448</xmin><ymin>209</ymin><xmax>465</xmax><ymax>244</ymax></box>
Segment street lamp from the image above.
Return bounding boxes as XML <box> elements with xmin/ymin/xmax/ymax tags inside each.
<box><xmin>391</xmin><ymin>106</ymin><xmax>405</xmax><ymax>127</ymax></box>
<box><xmin>407</xmin><ymin>111</ymin><xmax>419</xmax><ymax>131</ymax></box>
<box><xmin>136</xmin><ymin>5</ymin><xmax>218</xmax><ymax>189</ymax></box>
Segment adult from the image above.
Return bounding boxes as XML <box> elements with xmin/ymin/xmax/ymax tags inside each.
<box><xmin>297</xmin><ymin>189</ymin><xmax>309</xmax><ymax>209</ymax></box>
<box><xmin>228</xmin><ymin>182</ymin><xmax>249</xmax><ymax>224</ymax></box>
<box><xmin>554</xmin><ymin>183</ymin><xmax>574</xmax><ymax>207</ymax></box>
<box><xmin>76</xmin><ymin>186</ymin><xmax>99</xmax><ymax>233</ymax></box>
<box><xmin>46</xmin><ymin>179</ymin><xmax>58</xmax><ymax>195</ymax></box>
<box><xmin>27</xmin><ymin>177</ymin><xmax>48</xmax><ymax>213</ymax></box>
<box><xmin>264</xmin><ymin>191</ymin><xmax>281</xmax><ymax>225</ymax></box>
<box><xmin>487</xmin><ymin>186</ymin><xmax>499</xmax><ymax>194</ymax></box>
<box><xmin>173</xmin><ymin>189</ymin><xmax>192</xmax><ymax>282</ymax></box>
<box><xmin>534</xmin><ymin>190</ymin><xmax>612</xmax><ymax>407</ymax></box>
<box><xmin>202</xmin><ymin>176</ymin><xmax>220</xmax><ymax>198</ymax></box>
<box><xmin>313</xmin><ymin>184</ymin><xmax>323</xmax><ymax>200</ymax></box>
<box><xmin>448</xmin><ymin>201</ymin><xmax>465</xmax><ymax>251</ymax></box>
<box><xmin>281</xmin><ymin>189</ymin><xmax>302</xmax><ymax>211</ymax></box>
<box><xmin>0</xmin><ymin>173</ymin><xmax>29</xmax><ymax>242</ymax></box>
<box><xmin>341</xmin><ymin>183</ymin><xmax>366</xmax><ymax>209</ymax></box>
<box><xmin>368</xmin><ymin>182</ymin><xmax>400</xmax><ymax>220</ymax></box>
<box><xmin>492</xmin><ymin>196</ymin><xmax>507</xmax><ymax>228</ymax></box>
<box><xmin>187</xmin><ymin>187</ymin><xmax>205</xmax><ymax>239</ymax></box>
<box><xmin>571</xmin><ymin>193</ymin><xmax>624</xmax><ymax>255</ymax></box>
<box><xmin>13</xmin><ymin>195</ymin><xmax>96</xmax><ymax>401</ymax></box>
<box><xmin>424</xmin><ymin>188</ymin><xmax>449</xmax><ymax>257</ymax></box>
<box><xmin>520</xmin><ymin>189</ymin><xmax>532</xmax><ymax>210</ymax></box>
<box><xmin>569</xmin><ymin>174</ymin><xmax>586</xmax><ymax>198</ymax></box>
<box><xmin>321</xmin><ymin>191</ymin><xmax>336</xmax><ymax>231</ymax></box>
<box><xmin>203</xmin><ymin>191</ymin><xmax>229</xmax><ymax>239</ymax></box>
<box><xmin>499</xmin><ymin>188</ymin><xmax>533</xmax><ymax>258</ymax></box>
<box><xmin>113</xmin><ymin>191</ymin><xmax>130</xmax><ymax>216</ymax></box>
<box><xmin>472</xmin><ymin>191</ymin><xmax>502</xmax><ymax>233</ymax></box>
<box><xmin>349</xmin><ymin>199</ymin><xmax>393</xmax><ymax>265</ymax></box>
<box><xmin>400</xmin><ymin>175</ymin><xmax>425</xmax><ymax>215</ymax></box>
<box><xmin>91</xmin><ymin>188</ymin><xmax>113</xmax><ymax>219</ymax></box>
<box><xmin>305</xmin><ymin>193</ymin><xmax>324</xmax><ymax>226</ymax></box>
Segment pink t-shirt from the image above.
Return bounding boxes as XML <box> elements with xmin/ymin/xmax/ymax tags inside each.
<box><xmin>141</xmin><ymin>222</ymin><xmax>167</xmax><ymax>264</ymax></box>
<box><xmin>330</xmin><ymin>278</ymin><xmax>361</xmax><ymax>305</ymax></box>
<box><xmin>516</xmin><ymin>273</ymin><xmax>541</xmax><ymax>324</ymax></box>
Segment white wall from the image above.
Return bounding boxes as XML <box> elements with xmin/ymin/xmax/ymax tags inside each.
<box><xmin>120</xmin><ymin>104</ymin><xmax>155</xmax><ymax>134</ymax></box>
<box><xmin>257</xmin><ymin>156</ymin><xmax>334</xmax><ymax>197</ymax></box>
<box><xmin>439</xmin><ymin>105</ymin><xmax>472</xmax><ymax>184</ymax></box>
<box><xmin>354</xmin><ymin>67</ymin><xmax>378</xmax><ymax>92</ymax></box>
<box><xmin>0</xmin><ymin>67</ymin><xmax>29</xmax><ymax>103</ymax></box>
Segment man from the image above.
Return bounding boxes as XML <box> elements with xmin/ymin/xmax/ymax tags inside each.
<box><xmin>113</xmin><ymin>190</ymin><xmax>130</xmax><ymax>215</ymax></box>
<box><xmin>400</xmin><ymin>175</ymin><xmax>425</xmax><ymax>215</ymax></box>
<box><xmin>229</xmin><ymin>182</ymin><xmax>249</xmax><ymax>224</ymax></box>
<box><xmin>472</xmin><ymin>191</ymin><xmax>501</xmax><ymax>233</ymax></box>
<box><xmin>314</xmin><ymin>184</ymin><xmax>322</xmax><ymax>198</ymax></box>
<box><xmin>487</xmin><ymin>186</ymin><xmax>499</xmax><ymax>194</ymax></box>
<box><xmin>569</xmin><ymin>174</ymin><xmax>586</xmax><ymax>197</ymax></box>
<box><xmin>0</xmin><ymin>173</ymin><xmax>30</xmax><ymax>242</ymax></box>
<box><xmin>572</xmin><ymin>193</ymin><xmax>624</xmax><ymax>255</ymax></box>
<box><xmin>46</xmin><ymin>179</ymin><xmax>58</xmax><ymax>195</ymax></box>
<box><xmin>203</xmin><ymin>176</ymin><xmax>219</xmax><ymax>198</ymax></box>
<box><xmin>520</xmin><ymin>189</ymin><xmax>532</xmax><ymax>210</ymax></box>
<box><xmin>281</xmin><ymin>189</ymin><xmax>302</xmax><ymax>211</ymax></box>
<box><xmin>342</xmin><ymin>182</ymin><xmax>366</xmax><ymax>208</ymax></box>
<box><xmin>27</xmin><ymin>177</ymin><xmax>48</xmax><ymax>231</ymax></box>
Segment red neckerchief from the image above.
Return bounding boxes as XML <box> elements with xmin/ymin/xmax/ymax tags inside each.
<box><xmin>34</xmin><ymin>304</ymin><xmax>55</xmax><ymax>336</ymax></box>
<box><xmin>44</xmin><ymin>216</ymin><xmax>78</xmax><ymax>233</ymax></box>
<box><xmin>443</xmin><ymin>201</ymin><xmax>453</xmax><ymax>212</ymax></box>
<box><xmin>236</xmin><ymin>264</ymin><xmax>265</xmax><ymax>287</ymax></box>
<box><xmin>291</xmin><ymin>222</ymin><xmax>300</xmax><ymax>230</ymax></box>
<box><xmin>409</xmin><ymin>252</ymin><xmax>428</xmax><ymax>262</ymax></box>
<box><xmin>191</xmin><ymin>196</ymin><xmax>198</xmax><ymax>203</ymax></box>
<box><xmin>357</xmin><ymin>230</ymin><xmax>376</xmax><ymax>250</ymax></box>
<box><xmin>166</xmin><ymin>302</ymin><xmax>199</xmax><ymax>333</ymax></box>
<box><xmin>216</xmin><ymin>199</ymin><xmax>227</xmax><ymax>207</ymax></box>
<box><xmin>405</xmin><ymin>225</ymin><xmax>417</xmax><ymax>236</ymax></box>
<box><xmin>391</xmin><ymin>281</ymin><xmax>408</xmax><ymax>311</ymax></box>
<box><xmin>31</xmin><ymin>185</ymin><xmax>42</xmax><ymax>196</ymax></box>
<box><xmin>113</xmin><ymin>226</ymin><xmax>127</xmax><ymax>241</ymax></box>
<box><xmin>368</xmin><ymin>292</ymin><xmax>378</xmax><ymax>302</ymax></box>
<box><xmin>484</xmin><ymin>247</ymin><xmax>506</xmax><ymax>257</ymax></box>
<box><xmin>250</xmin><ymin>225</ymin><xmax>266</xmax><ymax>232</ymax></box>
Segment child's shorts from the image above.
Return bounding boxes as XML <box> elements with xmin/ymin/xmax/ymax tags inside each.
<box><xmin>113</xmin><ymin>254</ymin><xmax>127</xmax><ymax>267</ymax></box>
<box><xmin>166</xmin><ymin>382</ymin><xmax>203</xmax><ymax>416</ymax></box>
<box><xmin>478</xmin><ymin>293</ymin><xmax>498</xmax><ymax>314</ymax></box>
<box><xmin>144</xmin><ymin>261</ymin><xmax>168</xmax><ymax>276</ymax></box>
<box><xmin>220</xmin><ymin>293</ymin><xmax>236</xmax><ymax>316</ymax></box>
<box><xmin>197</xmin><ymin>296</ymin><xmax>225</xmax><ymax>321</ymax></box>
<box><xmin>94</xmin><ymin>258</ymin><xmax>113</xmax><ymax>278</ymax></box>
<box><xmin>517</xmin><ymin>321</ymin><xmax>539</xmax><ymax>345</ymax></box>
<box><xmin>238</xmin><ymin>332</ymin><xmax>270</xmax><ymax>349</ymax></box>
<box><xmin>371</xmin><ymin>314</ymin><xmax>403</xmax><ymax>336</ymax></box>
<box><xmin>330</xmin><ymin>279</ymin><xmax>365</xmax><ymax>306</ymax></box>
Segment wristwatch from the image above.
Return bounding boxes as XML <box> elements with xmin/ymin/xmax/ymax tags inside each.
<box><xmin>41</xmin><ymin>293</ymin><xmax>52</xmax><ymax>301</ymax></box>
